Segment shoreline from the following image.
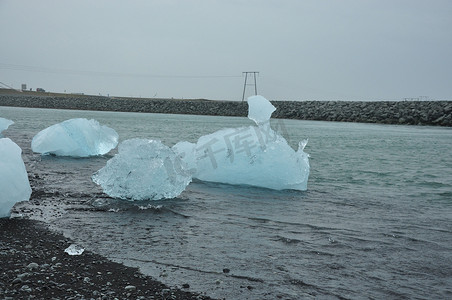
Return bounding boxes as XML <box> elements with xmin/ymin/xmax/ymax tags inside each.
<box><xmin>0</xmin><ymin>92</ymin><xmax>451</xmax><ymax>127</ymax></box>
<box><xmin>0</xmin><ymin>217</ymin><xmax>212</xmax><ymax>299</ymax></box>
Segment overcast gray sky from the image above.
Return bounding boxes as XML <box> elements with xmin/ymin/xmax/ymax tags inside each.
<box><xmin>1</xmin><ymin>0</ymin><xmax>451</xmax><ymax>101</ymax></box>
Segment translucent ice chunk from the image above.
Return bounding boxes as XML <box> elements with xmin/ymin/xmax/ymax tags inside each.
<box><xmin>168</xmin><ymin>95</ymin><xmax>309</xmax><ymax>190</ymax></box>
<box><xmin>193</xmin><ymin>122</ymin><xmax>309</xmax><ymax>190</ymax></box>
<box><xmin>92</xmin><ymin>138</ymin><xmax>192</xmax><ymax>200</ymax></box>
<box><xmin>31</xmin><ymin>118</ymin><xmax>118</xmax><ymax>157</ymax></box>
<box><xmin>64</xmin><ymin>244</ymin><xmax>85</xmax><ymax>255</ymax></box>
<box><xmin>0</xmin><ymin>138</ymin><xmax>32</xmax><ymax>218</ymax></box>
<box><xmin>0</xmin><ymin>117</ymin><xmax>14</xmax><ymax>137</ymax></box>
<box><xmin>247</xmin><ymin>95</ymin><xmax>276</xmax><ymax>125</ymax></box>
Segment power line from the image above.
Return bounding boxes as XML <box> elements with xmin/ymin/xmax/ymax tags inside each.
<box><xmin>0</xmin><ymin>81</ymin><xmax>20</xmax><ymax>91</ymax></box>
<box><xmin>0</xmin><ymin>63</ymin><xmax>242</xmax><ymax>79</ymax></box>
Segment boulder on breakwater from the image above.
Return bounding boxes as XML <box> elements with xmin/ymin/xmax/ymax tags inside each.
<box><xmin>0</xmin><ymin>94</ymin><xmax>451</xmax><ymax>127</ymax></box>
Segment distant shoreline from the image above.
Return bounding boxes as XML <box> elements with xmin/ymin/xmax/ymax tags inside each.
<box><xmin>1</xmin><ymin>89</ymin><xmax>451</xmax><ymax>127</ymax></box>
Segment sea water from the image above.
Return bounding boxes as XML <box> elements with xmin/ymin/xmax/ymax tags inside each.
<box><xmin>1</xmin><ymin>106</ymin><xmax>452</xmax><ymax>299</ymax></box>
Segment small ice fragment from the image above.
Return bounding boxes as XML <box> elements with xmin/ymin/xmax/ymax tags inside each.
<box><xmin>92</xmin><ymin>138</ymin><xmax>192</xmax><ymax>200</ymax></box>
<box><xmin>0</xmin><ymin>117</ymin><xmax>14</xmax><ymax>137</ymax></box>
<box><xmin>31</xmin><ymin>118</ymin><xmax>118</xmax><ymax>157</ymax></box>
<box><xmin>0</xmin><ymin>138</ymin><xmax>32</xmax><ymax>218</ymax></box>
<box><xmin>64</xmin><ymin>244</ymin><xmax>85</xmax><ymax>255</ymax></box>
<box><xmin>298</xmin><ymin>139</ymin><xmax>308</xmax><ymax>151</ymax></box>
<box><xmin>247</xmin><ymin>95</ymin><xmax>276</xmax><ymax>125</ymax></box>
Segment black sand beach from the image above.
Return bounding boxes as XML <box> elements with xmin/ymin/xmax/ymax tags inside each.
<box><xmin>0</xmin><ymin>218</ymin><xmax>212</xmax><ymax>300</ymax></box>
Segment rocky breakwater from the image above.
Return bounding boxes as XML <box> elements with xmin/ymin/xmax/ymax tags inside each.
<box><xmin>273</xmin><ymin>100</ymin><xmax>452</xmax><ymax>126</ymax></box>
<box><xmin>0</xmin><ymin>94</ymin><xmax>451</xmax><ymax>126</ymax></box>
<box><xmin>0</xmin><ymin>94</ymin><xmax>249</xmax><ymax>116</ymax></box>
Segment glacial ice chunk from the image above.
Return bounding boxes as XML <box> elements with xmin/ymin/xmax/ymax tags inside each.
<box><xmin>31</xmin><ymin>118</ymin><xmax>118</xmax><ymax>157</ymax></box>
<box><xmin>92</xmin><ymin>138</ymin><xmax>192</xmax><ymax>200</ymax></box>
<box><xmin>193</xmin><ymin>123</ymin><xmax>309</xmax><ymax>190</ymax></box>
<box><xmin>175</xmin><ymin>95</ymin><xmax>309</xmax><ymax>190</ymax></box>
<box><xmin>0</xmin><ymin>138</ymin><xmax>32</xmax><ymax>218</ymax></box>
<box><xmin>188</xmin><ymin>95</ymin><xmax>309</xmax><ymax>190</ymax></box>
<box><xmin>0</xmin><ymin>117</ymin><xmax>14</xmax><ymax>137</ymax></box>
<box><xmin>247</xmin><ymin>95</ymin><xmax>276</xmax><ymax>125</ymax></box>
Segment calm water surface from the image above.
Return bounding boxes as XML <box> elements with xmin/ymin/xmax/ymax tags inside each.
<box><xmin>1</xmin><ymin>106</ymin><xmax>452</xmax><ymax>299</ymax></box>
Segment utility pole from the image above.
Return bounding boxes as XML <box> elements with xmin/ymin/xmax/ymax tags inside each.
<box><xmin>242</xmin><ymin>71</ymin><xmax>259</xmax><ymax>101</ymax></box>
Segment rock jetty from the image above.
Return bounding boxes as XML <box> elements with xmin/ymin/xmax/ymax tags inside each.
<box><xmin>0</xmin><ymin>94</ymin><xmax>451</xmax><ymax>126</ymax></box>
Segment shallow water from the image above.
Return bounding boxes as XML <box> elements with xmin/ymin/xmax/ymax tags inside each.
<box><xmin>2</xmin><ymin>106</ymin><xmax>452</xmax><ymax>299</ymax></box>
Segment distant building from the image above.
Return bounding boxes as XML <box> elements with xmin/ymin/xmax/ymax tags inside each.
<box><xmin>21</xmin><ymin>84</ymin><xmax>27</xmax><ymax>91</ymax></box>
